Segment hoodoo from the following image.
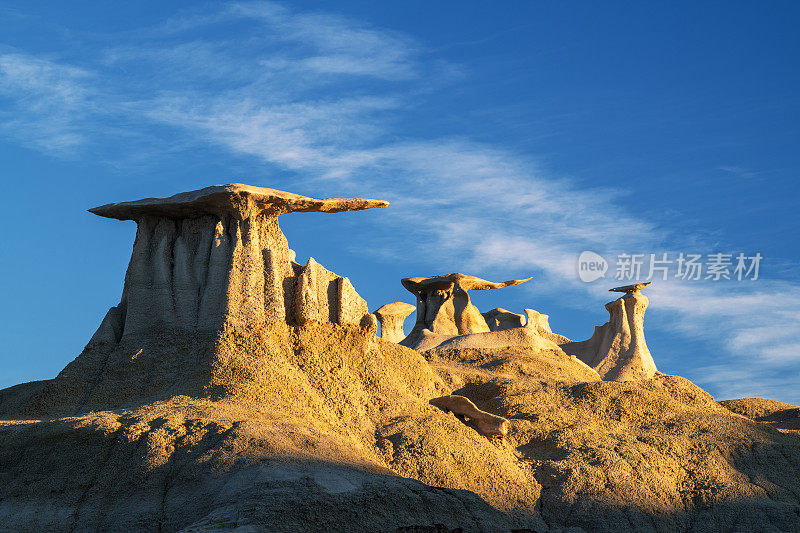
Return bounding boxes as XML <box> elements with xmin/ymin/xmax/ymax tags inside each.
<box><xmin>374</xmin><ymin>301</ymin><xmax>416</xmax><ymax>343</ymax></box>
<box><xmin>89</xmin><ymin>183</ymin><xmax>387</xmax><ymax>335</ymax></box>
<box><xmin>400</xmin><ymin>273</ymin><xmax>531</xmax><ymax>348</ymax></box>
<box><xmin>28</xmin><ymin>184</ymin><xmax>389</xmax><ymax>413</ymax></box>
<box><xmin>564</xmin><ymin>282</ymin><xmax>657</xmax><ymax>381</ymax></box>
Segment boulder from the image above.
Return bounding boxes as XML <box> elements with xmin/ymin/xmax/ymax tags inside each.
<box><xmin>429</xmin><ymin>394</ymin><xmax>510</xmax><ymax>437</ymax></box>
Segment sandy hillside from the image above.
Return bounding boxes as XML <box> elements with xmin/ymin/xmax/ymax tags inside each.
<box><xmin>720</xmin><ymin>398</ymin><xmax>800</xmax><ymax>433</ymax></box>
<box><xmin>1</xmin><ymin>325</ymin><xmax>799</xmax><ymax>531</ymax></box>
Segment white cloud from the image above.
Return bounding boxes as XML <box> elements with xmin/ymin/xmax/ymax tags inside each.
<box><xmin>0</xmin><ymin>53</ymin><xmax>94</xmax><ymax>153</ymax></box>
<box><xmin>694</xmin><ymin>364</ymin><xmax>799</xmax><ymax>402</ymax></box>
<box><xmin>227</xmin><ymin>1</ymin><xmax>419</xmax><ymax>80</ymax></box>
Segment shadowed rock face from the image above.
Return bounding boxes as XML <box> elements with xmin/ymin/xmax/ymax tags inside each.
<box><xmin>399</xmin><ymin>273</ymin><xmax>531</xmax><ymax>348</ymax></box>
<box><xmin>482</xmin><ymin>308</ymin><xmax>526</xmax><ymax>331</ymax></box>
<box><xmin>564</xmin><ymin>288</ymin><xmax>657</xmax><ymax>381</ymax></box>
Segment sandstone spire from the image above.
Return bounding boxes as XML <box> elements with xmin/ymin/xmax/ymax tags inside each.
<box><xmin>399</xmin><ymin>273</ymin><xmax>530</xmax><ymax>348</ymax></box>
<box><xmin>565</xmin><ymin>283</ymin><xmax>657</xmax><ymax>381</ymax></box>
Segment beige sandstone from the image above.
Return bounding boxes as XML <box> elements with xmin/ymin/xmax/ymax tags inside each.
<box><xmin>400</xmin><ymin>273</ymin><xmax>531</xmax><ymax>349</ymax></box>
<box><xmin>429</xmin><ymin>394</ymin><xmax>510</xmax><ymax>437</ymax></box>
<box><xmin>482</xmin><ymin>308</ymin><xmax>526</xmax><ymax>331</ymax></box>
<box><xmin>523</xmin><ymin>309</ymin><xmax>573</xmax><ymax>344</ymax></box>
<box><xmin>562</xmin><ymin>283</ymin><xmax>657</xmax><ymax>381</ymax></box>
<box><xmin>87</xmin><ymin>183</ymin><xmax>385</xmax><ymax>336</ymax></box>
<box><xmin>374</xmin><ymin>301</ymin><xmax>416</xmax><ymax>343</ymax></box>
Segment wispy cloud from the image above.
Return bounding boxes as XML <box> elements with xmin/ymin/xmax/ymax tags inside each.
<box><xmin>1</xmin><ymin>2</ymin><xmax>798</xmax><ymax>402</ymax></box>
<box><xmin>227</xmin><ymin>1</ymin><xmax>420</xmax><ymax>80</ymax></box>
<box><xmin>718</xmin><ymin>165</ymin><xmax>757</xmax><ymax>180</ymax></box>
<box><xmin>0</xmin><ymin>53</ymin><xmax>94</xmax><ymax>153</ymax></box>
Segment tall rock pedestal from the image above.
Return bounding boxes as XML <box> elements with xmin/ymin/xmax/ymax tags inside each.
<box><xmin>30</xmin><ymin>184</ymin><xmax>387</xmax><ymax>414</ymax></box>
<box><xmin>567</xmin><ymin>286</ymin><xmax>657</xmax><ymax>381</ymax></box>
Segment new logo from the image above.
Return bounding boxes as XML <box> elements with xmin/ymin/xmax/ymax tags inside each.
<box><xmin>578</xmin><ymin>251</ymin><xmax>608</xmax><ymax>282</ymax></box>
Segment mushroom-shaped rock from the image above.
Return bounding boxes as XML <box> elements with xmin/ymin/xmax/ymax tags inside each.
<box><xmin>429</xmin><ymin>395</ymin><xmax>510</xmax><ymax>437</ymax></box>
<box><xmin>374</xmin><ymin>302</ymin><xmax>416</xmax><ymax>343</ymax></box>
<box><xmin>399</xmin><ymin>273</ymin><xmax>531</xmax><ymax>348</ymax></box>
<box><xmin>564</xmin><ymin>283</ymin><xmax>657</xmax><ymax>381</ymax></box>
<box><xmin>482</xmin><ymin>308</ymin><xmax>526</xmax><ymax>331</ymax></box>
<box><xmin>87</xmin><ymin>183</ymin><xmax>387</xmax><ymax>340</ymax></box>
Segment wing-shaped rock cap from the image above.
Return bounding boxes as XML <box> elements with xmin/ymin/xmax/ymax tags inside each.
<box><xmin>401</xmin><ymin>273</ymin><xmax>531</xmax><ymax>294</ymax></box>
<box><xmin>610</xmin><ymin>281</ymin><xmax>651</xmax><ymax>293</ymax></box>
<box><xmin>89</xmin><ymin>183</ymin><xmax>389</xmax><ymax>220</ymax></box>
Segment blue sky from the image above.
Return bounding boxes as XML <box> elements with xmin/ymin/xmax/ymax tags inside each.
<box><xmin>1</xmin><ymin>1</ymin><xmax>799</xmax><ymax>403</ymax></box>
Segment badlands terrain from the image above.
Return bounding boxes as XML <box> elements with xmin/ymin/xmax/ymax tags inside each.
<box><xmin>1</xmin><ymin>184</ymin><xmax>799</xmax><ymax>532</ymax></box>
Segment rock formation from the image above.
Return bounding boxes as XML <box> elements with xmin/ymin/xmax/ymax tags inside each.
<box><xmin>482</xmin><ymin>308</ymin><xmax>526</xmax><ymax>331</ymax></box>
<box><xmin>3</xmin><ymin>188</ymin><xmax>800</xmax><ymax>532</ymax></box>
<box><xmin>27</xmin><ymin>184</ymin><xmax>387</xmax><ymax>413</ymax></box>
<box><xmin>88</xmin><ymin>183</ymin><xmax>386</xmax><ymax>337</ymax></box>
<box><xmin>399</xmin><ymin>273</ymin><xmax>531</xmax><ymax>348</ymax></box>
<box><xmin>374</xmin><ymin>301</ymin><xmax>416</xmax><ymax>343</ymax></box>
<box><xmin>609</xmin><ymin>281</ymin><xmax>652</xmax><ymax>293</ymax></box>
<box><xmin>563</xmin><ymin>283</ymin><xmax>657</xmax><ymax>381</ymax></box>
<box><xmin>523</xmin><ymin>309</ymin><xmax>573</xmax><ymax>344</ymax></box>
<box><xmin>429</xmin><ymin>395</ymin><xmax>510</xmax><ymax>437</ymax></box>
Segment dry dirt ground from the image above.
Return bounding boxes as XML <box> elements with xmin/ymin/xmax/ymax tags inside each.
<box><xmin>1</xmin><ymin>323</ymin><xmax>799</xmax><ymax>532</ymax></box>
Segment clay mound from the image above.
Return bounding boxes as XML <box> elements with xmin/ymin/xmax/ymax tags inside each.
<box><xmin>721</xmin><ymin>398</ymin><xmax>800</xmax><ymax>432</ymax></box>
<box><xmin>4</xmin><ymin>330</ymin><xmax>800</xmax><ymax>531</ymax></box>
<box><xmin>0</xmin><ymin>398</ymin><xmax>526</xmax><ymax>532</ymax></box>
<box><xmin>428</xmin><ymin>359</ymin><xmax>800</xmax><ymax>531</ymax></box>
<box><xmin>424</xmin><ymin>345</ymin><xmax>601</xmax><ymax>393</ymax></box>
<box><xmin>412</xmin><ymin>326</ymin><xmax>564</xmax><ymax>353</ymax></box>
<box><xmin>0</xmin><ymin>324</ymin><xmax>547</xmax><ymax>531</ymax></box>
